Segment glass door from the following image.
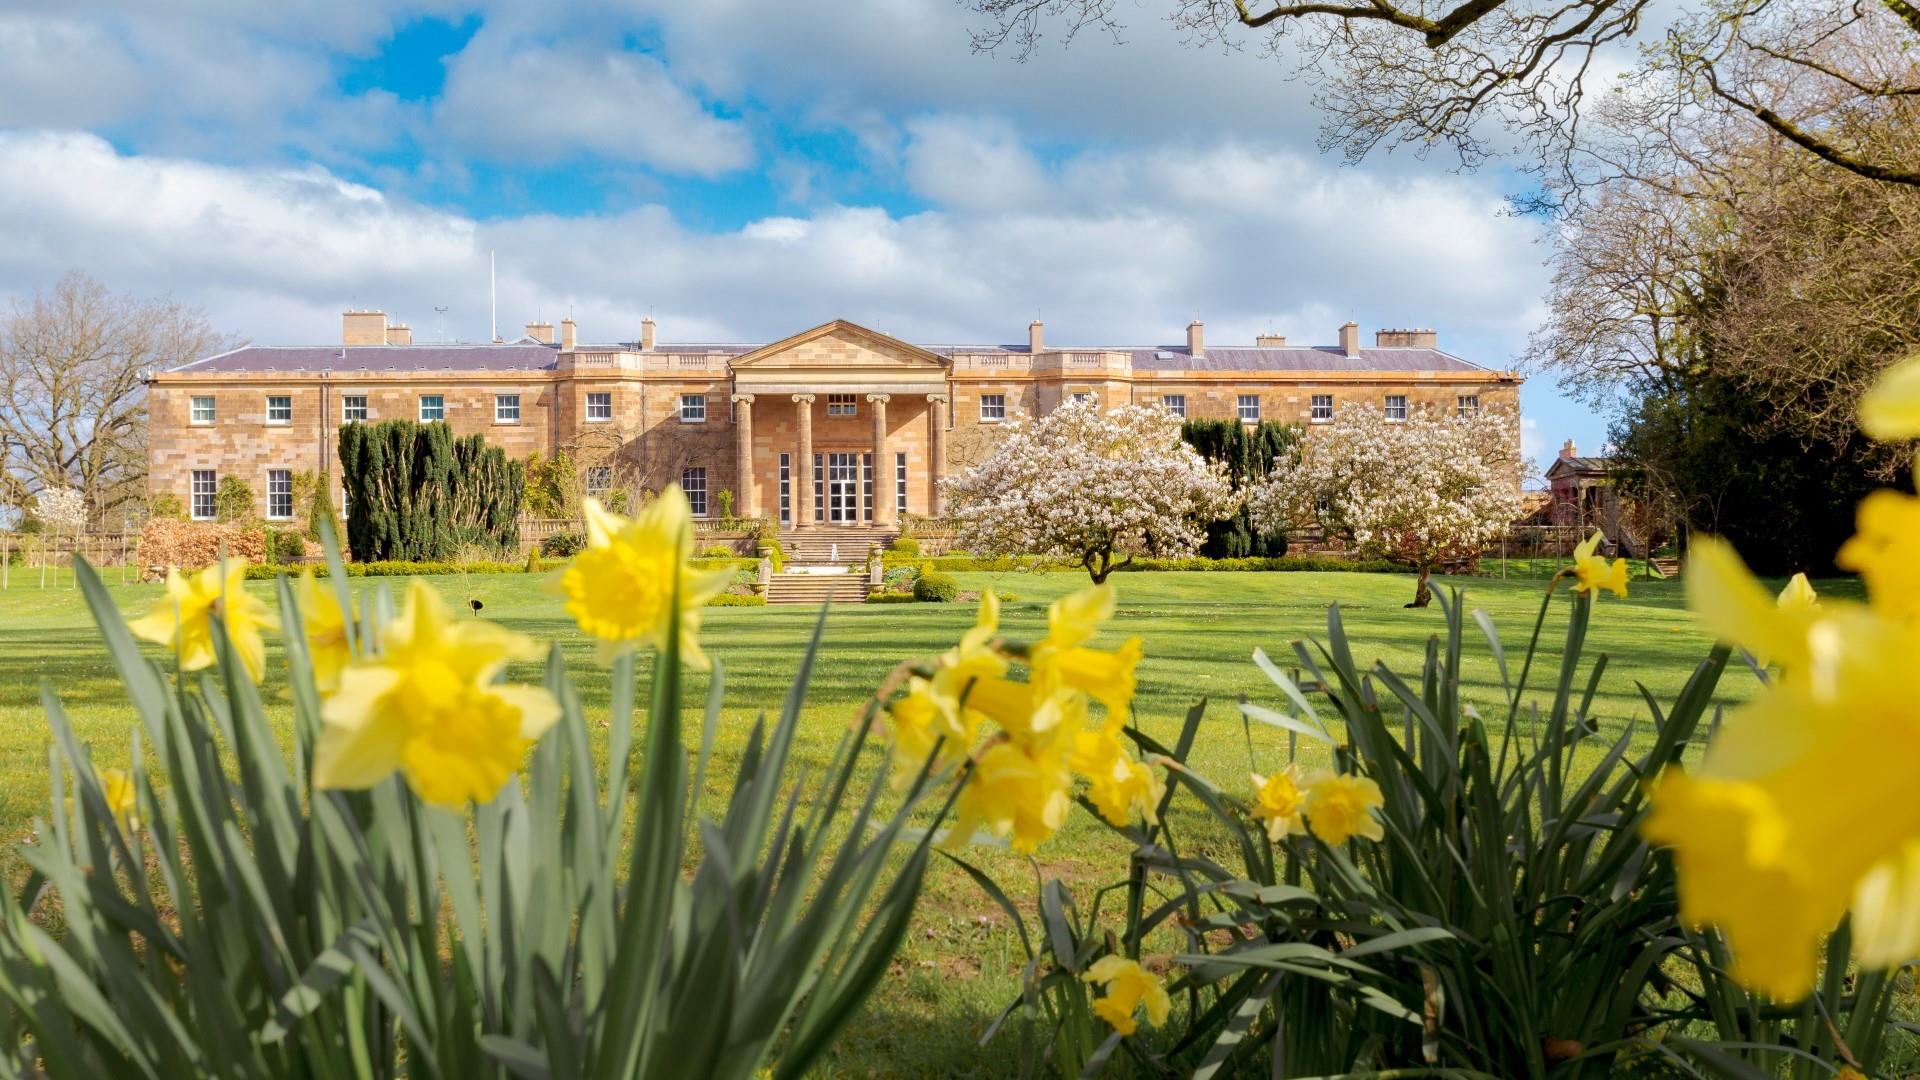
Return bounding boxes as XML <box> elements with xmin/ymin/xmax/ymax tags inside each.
<box><xmin>826</xmin><ymin>453</ymin><xmax>859</xmax><ymax>523</ymax></box>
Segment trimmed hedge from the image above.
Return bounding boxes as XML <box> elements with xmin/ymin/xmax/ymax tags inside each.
<box><xmin>244</xmin><ymin>556</ymin><xmax>759</xmax><ymax>581</ymax></box>
<box><xmin>706</xmin><ymin>593</ymin><xmax>767</xmax><ymax>607</ymax></box>
<box><xmin>886</xmin><ymin>536</ymin><xmax>921</xmax><ymax>556</ymax></box>
<box><xmin>865</xmin><ymin>592</ymin><xmax>921</xmax><ymax>604</ymax></box>
<box><xmin>913</xmin><ymin>571</ymin><xmax>959</xmax><ymax>602</ymax></box>
<box><xmin>879</xmin><ymin>553</ymin><xmax>1405</xmax><ymax>574</ymax></box>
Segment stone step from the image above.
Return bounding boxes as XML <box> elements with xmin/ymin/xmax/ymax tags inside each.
<box><xmin>765</xmin><ymin>574</ymin><xmax>870</xmax><ymax>606</ymax></box>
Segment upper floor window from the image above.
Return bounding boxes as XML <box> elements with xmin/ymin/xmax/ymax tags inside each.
<box><xmin>419</xmin><ymin>394</ymin><xmax>445</xmax><ymax>422</ymax></box>
<box><xmin>1071</xmin><ymin>392</ymin><xmax>1097</xmax><ymax>406</ymax></box>
<box><xmin>680</xmin><ymin>394</ymin><xmax>706</xmax><ymax>423</ymax></box>
<box><xmin>586</xmin><ymin>392</ymin><xmax>612</xmax><ymax>421</ymax></box>
<box><xmin>1457</xmin><ymin>395</ymin><xmax>1480</xmax><ymax>418</ymax></box>
<box><xmin>190</xmin><ymin>396</ymin><xmax>215</xmax><ymax>425</ymax></box>
<box><xmin>267</xmin><ymin>469</ymin><xmax>294</xmax><ymax>520</ymax></box>
<box><xmin>585</xmin><ymin>465</ymin><xmax>612</xmax><ymax>496</ymax></box>
<box><xmin>827</xmin><ymin>393</ymin><xmax>857</xmax><ymax>416</ymax></box>
<box><xmin>682</xmin><ymin>467</ymin><xmax>708</xmax><ymax>516</ymax></box>
<box><xmin>191</xmin><ymin>470</ymin><xmax>217</xmax><ymax>521</ymax></box>
<box><xmin>1310</xmin><ymin>394</ymin><xmax>1333</xmax><ymax>422</ymax></box>
<box><xmin>342</xmin><ymin>395</ymin><xmax>368</xmax><ymax>423</ymax></box>
<box><xmin>979</xmin><ymin>394</ymin><xmax>1007</xmax><ymax>421</ymax></box>
<box><xmin>1384</xmin><ymin>395</ymin><xmax>1409</xmax><ymax>422</ymax></box>
<box><xmin>495</xmin><ymin>394</ymin><xmax>521</xmax><ymax>423</ymax></box>
<box><xmin>1237</xmin><ymin>395</ymin><xmax>1261</xmax><ymax>422</ymax></box>
<box><xmin>1162</xmin><ymin>394</ymin><xmax>1186</xmax><ymax>419</ymax></box>
<box><xmin>267</xmin><ymin>396</ymin><xmax>292</xmax><ymax>425</ymax></box>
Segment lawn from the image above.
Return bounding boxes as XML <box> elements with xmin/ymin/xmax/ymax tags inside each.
<box><xmin>0</xmin><ymin>564</ymin><xmax>1827</xmax><ymax>1074</ymax></box>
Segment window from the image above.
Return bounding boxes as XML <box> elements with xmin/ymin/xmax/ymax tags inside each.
<box><xmin>862</xmin><ymin>453</ymin><xmax>874</xmax><ymax>522</ymax></box>
<box><xmin>682</xmin><ymin>467</ymin><xmax>708</xmax><ymax>516</ymax></box>
<box><xmin>1072</xmin><ymin>392</ymin><xmax>1097</xmax><ymax>405</ymax></box>
<box><xmin>1162</xmin><ymin>394</ymin><xmax>1186</xmax><ymax>418</ymax></box>
<box><xmin>495</xmin><ymin>393</ymin><xmax>521</xmax><ymax>423</ymax></box>
<box><xmin>827</xmin><ymin>393</ymin><xmax>857</xmax><ymax>416</ymax></box>
<box><xmin>419</xmin><ymin>394</ymin><xmax>445</xmax><ymax>422</ymax></box>
<box><xmin>680</xmin><ymin>394</ymin><xmax>707</xmax><ymax>423</ymax></box>
<box><xmin>1315</xmin><ymin>494</ymin><xmax>1332</xmax><ymax>516</ymax></box>
<box><xmin>813</xmin><ymin>454</ymin><xmax>824</xmax><ymax>522</ymax></box>
<box><xmin>343</xmin><ymin>395</ymin><xmax>368</xmax><ymax>422</ymax></box>
<box><xmin>1384</xmin><ymin>395</ymin><xmax>1409</xmax><ymax>421</ymax></box>
<box><xmin>1310</xmin><ymin>394</ymin><xmax>1333</xmax><ymax>422</ymax></box>
<box><xmin>1237</xmin><ymin>395</ymin><xmax>1261</xmax><ymax>422</ymax></box>
<box><xmin>191</xmin><ymin>470</ymin><xmax>217</xmax><ymax>521</ymax></box>
<box><xmin>585</xmin><ymin>465</ymin><xmax>612</xmax><ymax>497</ymax></box>
<box><xmin>779</xmin><ymin>453</ymin><xmax>792</xmax><ymax>523</ymax></box>
<box><xmin>979</xmin><ymin>394</ymin><xmax>1007</xmax><ymax>421</ymax></box>
<box><xmin>895</xmin><ymin>452</ymin><xmax>907</xmax><ymax>516</ymax></box>
<box><xmin>267</xmin><ymin>396</ymin><xmax>292</xmax><ymax>424</ymax></box>
<box><xmin>1457</xmin><ymin>394</ymin><xmax>1480</xmax><ymax>418</ymax></box>
<box><xmin>190</xmin><ymin>396</ymin><xmax>215</xmax><ymax>425</ymax></box>
<box><xmin>586</xmin><ymin>392</ymin><xmax>612</xmax><ymax>421</ymax></box>
<box><xmin>267</xmin><ymin>469</ymin><xmax>293</xmax><ymax>520</ymax></box>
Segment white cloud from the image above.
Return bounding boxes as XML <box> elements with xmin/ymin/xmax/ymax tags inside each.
<box><xmin>902</xmin><ymin>116</ymin><xmax>1052</xmax><ymax>211</ymax></box>
<box><xmin>434</xmin><ymin>33</ymin><xmax>753</xmax><ymax>174</ymax></box>
<box><xmin>0</xmin><ymin>130</ymin><xmax>1544</xmax><ymax>369</ymax></box>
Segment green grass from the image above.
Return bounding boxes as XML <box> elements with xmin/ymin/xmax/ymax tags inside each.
<box><xmin>0</xmin><ymin>564</ymin><xmax>1839</xmax><ymax>1075</ymax></box>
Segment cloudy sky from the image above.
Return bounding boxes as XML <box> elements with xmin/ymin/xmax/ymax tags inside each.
<box><xmin>0</xmin><ymin>0</ymin><xmax>1589</xmax><ymax>467</ymax></box>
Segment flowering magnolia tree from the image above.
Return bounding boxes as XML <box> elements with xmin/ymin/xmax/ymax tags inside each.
<box><xmin>944</xmin><ymin>398</ymin><xmax>1237</xmax><ymax>582</ymax></box>
<box><xmin>1250</xmin><ymin>406</ymin><xmax>1522</xmax><ymax>607</ymax></box>
<box><xmin>35</xmin><ymin>486</ymin><xmax>87</xmax><ymax>535</ymax></box>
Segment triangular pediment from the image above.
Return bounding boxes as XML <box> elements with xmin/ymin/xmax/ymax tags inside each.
<box><xmin>729</xmin><ymin>320</ymin><xmax>948</xmax><ymax>372</ymax></box>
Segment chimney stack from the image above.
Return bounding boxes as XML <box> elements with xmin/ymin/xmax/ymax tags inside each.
<box><xmin>1339</xmin><ymin>321</ymin><xmax>1360</xmax><ymax>358</ymax></box>
<box><xmin>1375</xmin><ymin>328</ymin><xmax>1439</xmax><ymax>348</ymax></box>
<box><xmin>1560</xmin><ymin>439</ymin><xmax>1577</xmax><ymax>460</ymax></box>
<box><xmin>342</xmin><ymin>309</ymin><xmax>388</xmax><ymax>346</ymax></box>
<box><xmin>526</xmin><ymin>320</ymin><xmax>555</xmax><ymax>344</ymax></box>
<box><xmin>641</xmin><ymin>316</ymin><xmax>657</xmax><ymax>351</ymax></box>
<box><xmin>385</xmin><ymin>324</ymin><xmax>412</xmax><ymax>346</ymax></box>
<box><xmin>1255</xmin><ymin>333</ymin><xmax>1286</xmax><ymax>347</ymax></box>
<box><xmin>1028</xmin><ymin>319</ymin><xmax>1044</xmax><ymax>354</ymax></box>
<box><xmin>561</xmin><ymin>317</ymin><xmax>577</xmax><ymax>350</ymax></box>
<box><xmin>1187</xmin><ymin>320</ymin><xmax>1205</xmax><ymax>358</ymax></box>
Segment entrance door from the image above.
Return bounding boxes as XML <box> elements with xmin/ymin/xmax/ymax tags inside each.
<box><xmin>826</xmin><ymin>453</ymin><xmax>860</xmax><ymax>523</ymax></box>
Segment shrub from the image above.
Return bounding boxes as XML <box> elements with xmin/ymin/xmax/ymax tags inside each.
<box><xmin>883</xmin><ymin>565</ymin><xmax>918</xmax><ymax>587</ymax></box>
<box><xmin>887</xmin><ymin>535</ymin><xmax>921</xmax><ymax>556</ymax></box>
<box><xmin>135</xmin><ymin>518</ymin><xmax>266</xmax><ymax>578</ymax></box>
<box><xmin>304</xmin><ymin>474</ymin><xmax>342</xmax><ymax>544</ymax></box>
<box><xmin>338</xmin><ymin>419</ymin><xmax>525</xmax><ymax>562</ymax></box>
<box><xmin>699</xmin><ymin>543</ymin><xmax>736</xmax><ymax>559</ymax></box>
<box><xmin>243</xmin><ymin>559</ymin><xmax>530</xmax><ymax>580</ymax></box>
<box><xmin>864</xmin><ymin>592</ymin><xmax>921</xmax><ymax>604</ymax></box>
<box><xmin>214</xmin><ymin>476</ymin><xmax>255</xmax><ymax>523</ymax></box>
<box><xmin>759</xmin><ymin>534</ymin><xmax>788</xmax><ymax>574</ymax></box>
<box><xmin>264</xmin><ymin>529</ymin><xmax>306</xmax><ymax>564</ymax></box>
<box><xmin>148</xmin><ymin>491</ymin><xmax>188</xmax><ymax>522</ymax></box>
<box><xmin>706</xmin><ymin>593</ymin><xmax>767</xmax><ymax>606</ymax></box>
<box><xmin>524</xmin><ymin>547</ymin><xmax>541</xmax><ymax>574</ymax></box>
<box><xmin>912</xmin><ymin>570</ymin><xmax>958</xmax><ymax>602</ymax></box>
<box><xmin>541</xmin><ymin>531</ymin><xmax>585</xmax><ymax>558</ymax></box>
<box><xmin>715</xmin><ymin>488</ymin><xmax>735</xmax><ymax>521</ymax></box>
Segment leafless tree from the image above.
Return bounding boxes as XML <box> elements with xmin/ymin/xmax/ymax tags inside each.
<box><xmin>0</xmin><ymin>272</ymin><xmax>232</xmax><ymax>526</ymax></box>
<box><xmin>965</xmin><ymin>0</ymin><xmax>1920</xmax><ymax>200</ymax></box>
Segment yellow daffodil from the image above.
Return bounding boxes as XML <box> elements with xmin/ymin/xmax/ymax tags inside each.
<box><xmin>1856</xmin><ymin>349</ymin><xmax>1920</xmax><ymax>440</ymax></box>
<box><xmin>128</xmin><ymin>558</ymin><xmax>280</xmax><ymax>682</ymax></box>
<box><xmin>1305</xmin><ymin>771</ymin><xmax>1386</xmax><ymax>844</ymax></box>
<box><xmin>558</xmin><ymin>487</ymin><xmax>733</xmax><ymax>668</ymax></box>
<box><xmin>1250</xmin><ymin>766</ymin><xmax>1308</xmax><ymax>842</ymax></box>
<box><xmin>97</xmin><ymin>766</ymin><xmax>139</xmax><ymax>832</ymax></box>
<box><xmin>1685</xmin><ymin>537</ymin><xmax>1835</xmax><ymax>672</ymax></box>
<box><xmin>948</xmin><ymin>733</ymin><xmax>1074</xmax><ymax>853</ymax></box>
<box><xmin>885</xmin><ymin>676</ymin><xmax>984</xmax><ymax>787</ymax></box>
<box><xmin>1069</xmin><ymin>725</ymin><xmax>1162</xmax><ymax>827</ymax></box>
<box><xmin>293</xmin><ymin>567</ymin><xmax>352</xmax><ymax>693</ymax></box>
<box><xmin>1042</xmin><ymin>583</ymin><xmax>1117</xmax><ymax>652</ymax></box>
<box><xmin>1082</xmin><ymin>956</ymin><xmax>1171</xmax><ymax>1036</ymax></box>
<box><xmin>313</xmin><ymin>580</ymin><xmax>560</xmax><ymax>809</ymax></box>
<box><xmin>1835</xmin><ymin>491</ymin><xmax>1920</xmax><ymax>619</ymax></box>
<box><xmin>1776</xmin><ymin>572</ymin><xmax>1817</xmax><ymax>610</ymax></box>
<box><xmin>1569</xmin><ymin>532</ymin><xmax>1629</xmax><ymax>599</ymax></box>
<box><xmin>1035</xmin><ymin>636</ymin><xmax>1142</xmax><ymax>720</ymax></box>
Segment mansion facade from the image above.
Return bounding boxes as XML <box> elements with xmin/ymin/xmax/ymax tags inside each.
<box><xmin>146</xmin><ymin>311</ymin><xmax>1521</xmax><ymax>529</ymax></box>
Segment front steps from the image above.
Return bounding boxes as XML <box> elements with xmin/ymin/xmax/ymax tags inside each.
<box><xmin>777</xmin><ymin>526</ymin><xmax>897</xmax><ymax>565</ymax></box>
<box><xmin>765</xmin><ymin>573</ymin><xmax>870</xmax><ymax>606</ymax></box>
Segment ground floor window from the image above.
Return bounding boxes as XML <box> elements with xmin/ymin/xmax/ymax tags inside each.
<box><xmin>778</xmin><ymin>453</ymin><xmax>791</xmax><ymax>524</ymax></box>
<box><xmin>191</xmin><ymin>470</ymin><xmax>217</xmax><ymax>520</ymax></box>
<box><xmin>813</xmin><ymin>455</ymin><xmax>824</xmax><ymax>522</ymax></box>
<box><xmin>682</xmin><ymin>467</ymin><xmax>707</xmax><ymax>516</ymax></box>
<box><xmin>895</xmin><ymin>452</ymin><xmax>907</xmax><ymax>516</ymax></box>
<box><xmin>585</xmin><ymin>465</ymin><xmax>612</xmax><ymax>498</ymax></box>
<box><xmin>267</xmin><ymin>469</ymin><xmax>293</xmax><ymax>520</ymax></box>
<box><xmin>862</xmin><ymin>453</ymin><xmax>873</xmax><ymax>522</ymax></box>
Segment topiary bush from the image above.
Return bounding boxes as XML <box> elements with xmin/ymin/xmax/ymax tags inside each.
<box><xmin>699</xmin><ymin>543</ymin><xmax>735</xmax><ymax>559</ymax></box>
<box><xmin>887</xmin><ymin>535</ymin><xmax>921</xmax><ymax>557</ymax></box>
<box><xmin>912</xmin><ymin>570</ymin><xmax>958</xmax><ymax>602</ymax></box>
<box><xmin>541</xmin><ymin>531</ymin><xmax>585</xmax><ymax>558</ymax></box>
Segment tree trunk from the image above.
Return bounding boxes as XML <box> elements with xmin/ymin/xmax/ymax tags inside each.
<box><xmin>1087</xmin><ymin>547</ymin><xmax>1112</xmax><ymax>584</ymax></box>
<box><xmin>1407</xmin><ymin>565</ymin><xmax>1433</xmax><ymax>608</ymax></box>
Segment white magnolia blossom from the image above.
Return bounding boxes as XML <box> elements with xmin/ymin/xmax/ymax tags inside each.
<box><xmin>1250</xmin><ymin>405</ymin><xmax>1522</xmax><ymax>604</ymax></box>
<box><xmin>35</xmin><ymin>487</ymin><xmax>88</xmax><ymax>535</ymax></box>
<box><xmin>944</xmin><ymin>398</ymin><xmax>1237</xmax><ymax>581</ymax></box>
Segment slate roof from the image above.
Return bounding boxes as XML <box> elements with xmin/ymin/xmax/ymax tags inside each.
<box><xmin>1547</xmin><ymin>456</ymin><xmax>1615</xmax><ymax>477</ymax></box>
<box><xmin>170</xmin><ymin>341</ymin><xmax>1498</xmax><ymax>375</ymax></box>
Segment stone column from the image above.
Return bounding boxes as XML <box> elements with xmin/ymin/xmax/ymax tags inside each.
<box><xmin>792</xmin><ymin>393</ymin><xmax>816</xmax><ymax>529</ymax></box>
<box><xmin>730</xmin><ymin>393</ymin><xmax>756</xmax><ymax>518</ymax></box>
<box><xmin>926</xmin><ymin>393</ymin><xmax>949</xmax><ymax>517</ymax></box>
<box><xmin>867</xmin><ymin>393</ymin><xmax>892</xmax><ymax>526</ymax></box>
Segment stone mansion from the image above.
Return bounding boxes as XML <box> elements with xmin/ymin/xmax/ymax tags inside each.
<box><xmin>146</xmin><ymin>312</ymin><xmax>1521</xmax><ymax>529</ymax></box>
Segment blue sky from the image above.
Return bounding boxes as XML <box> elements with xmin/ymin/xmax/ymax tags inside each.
<box><xmin>0</xmin><ymin>1</ymin><xmax>1605</xmax><ymax>471</ymax></box>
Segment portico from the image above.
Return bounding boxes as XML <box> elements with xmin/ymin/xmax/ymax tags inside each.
<box><xmin>728</xmin><ymin>321</ymin><xmax>952</xmax><ymax>528</ymax></box>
